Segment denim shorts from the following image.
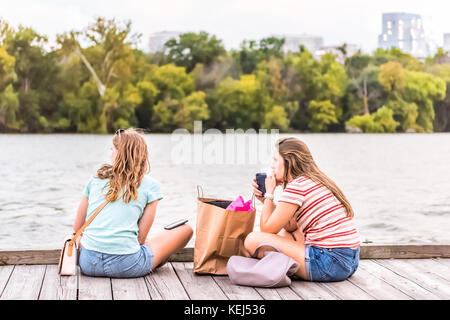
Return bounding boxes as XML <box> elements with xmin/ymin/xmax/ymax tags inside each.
<box><xmin>79</xmin><ymin>244</ymin><xmax>154</xmax><ymax>278</ymax></box>
<box><xmin>305</xmin><ymin>245</ymin><xmax>360</xmax><ymax>282</ymax></box>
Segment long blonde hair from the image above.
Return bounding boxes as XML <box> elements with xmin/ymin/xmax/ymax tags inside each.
<box><xmin>97</xmin><ymin>128</ymin><xmax>150</xmax><ymax>203</ymax></box>
<box><xmin>276</xmin><ymin>137</ymin><xmax>354</xmax><ymax>218</ymax></box>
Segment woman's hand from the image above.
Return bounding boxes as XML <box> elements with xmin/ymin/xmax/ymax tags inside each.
<box><xmin>265</xmin><ymin>173</ymin><xmax>277</xmax><ymax>194</ymax></box>
<box><xmin>252</xmin><ymin>178</ymin><xmax>265</xmax><ymax>204</ymax></box>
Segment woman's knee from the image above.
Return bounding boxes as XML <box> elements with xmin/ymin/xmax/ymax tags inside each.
<box><xmin>180</xmin><ymin>223</ymin><xmax>193</xmax><ymax>241</ymax></box>
<box><xmin>244</xmin><ymin>231</ymin><xmax>262</xmax><ymax>253</ymax></box>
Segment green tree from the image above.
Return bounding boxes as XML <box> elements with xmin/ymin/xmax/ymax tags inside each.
<box><xmin>263</xmin><ymin>105</ymin><xmax>289</xmax><ymax>130</ymax></box>
<box><xmin>402</xmin><ymin>70</ymin><xmax>446</xmax><ymax>132</ymax></box>
<box><xmin>378</xmin><ymin>61</ymin><xmax>406</xmax><ymax>93</ymax></box>
<box><xmin>214</xmin><ymin>74</ymin><xmax>276</xmax><ymax>129</ymax></box>
<box><xmin>425</xmin><ymin>63</ymin><xmax>450</xmax><ymax>131</ymax></box>
<box><xmin>373</xmin><ymin>47</ymin><xmax>422</xmax><ymax>71</ymax></box>
<box><xmin>308</xmin><ymin>100</ymin><xmax>339</xmax><ymax>132</ymax></box>
<box><xmin>173</xmin><ymin>91</ymin><xmax>210</xmax><ymax>131</ymax></box>
<box><xmin>151</xmin><ymin>91</ymin><xmax>209</xmax><ymax>132</ymax></box>
<box><xmin>57</xmin><ymin>17</ymin><xmax>140</xmax><ymax>133</ymax></box>
<box><xmin>3</xmin><ymin>24</ymin><xmax>63</xmax><ymax>132</ymax></box>
<box><xmin>165</xmin><ymin>31</ymin><xmax>226</xmax><ymax>73</ymax></box>
<box><xmin>233</xmin><ymin>37</ymin><xmax>285</xmax><ymax>74</ymax></box>
<box><xmin>346</xmin><ymin>106</ymin><xmax>399</xmax><ymax>133</ymax></box>
<box><xmin>149</xmin><ymin>63</ymin><xmax>194</xmax><ymax>101</ymax></box>
<box><xmin>149</xmin><ymin>63</ymin><xmax>202</xmax><ymax>131</ymax></box>
<box><xmin>344</xmin><ymin>53</ymin><xmax>384</xmax><ymax>116</ymax></box>
<box><xmin>0</xmin><ymin>44</ymin><xmax>19</xmax><ymax>130</ymax></box>
<box><xmin>285</xmin><ymin>51</ymin><xmax>347</xmax><ymax>131</ymax></box>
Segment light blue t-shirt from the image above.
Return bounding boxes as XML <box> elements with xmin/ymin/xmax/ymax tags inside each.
<box><xmin>80</xmin><ymin>175</ymin><xmax>163</xmax><ymax>254</ymax></box>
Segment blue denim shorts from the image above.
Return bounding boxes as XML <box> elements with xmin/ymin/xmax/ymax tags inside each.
<box><xmin>305</xmin><ymin>245</ymin><xmax>360</xmax><ymax>282</ymax></box>
<box><xmin>79</xmin><ymin>244</ymin><xmax>154</xmax><ymax>278</ymax></box>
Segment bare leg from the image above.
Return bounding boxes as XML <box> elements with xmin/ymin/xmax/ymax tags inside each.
<box><xmin>244</xmin><ymin>231</ymin><xmax>308</xmax><ymax>280</ymax></box>
<box><xmin>145</xmin><ymin>224</ymin><xmax>193</xmax><ymax>270</ymax></box>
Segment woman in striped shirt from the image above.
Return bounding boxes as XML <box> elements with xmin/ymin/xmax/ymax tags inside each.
<box><xmin>246</xmin><ymin>137</ymin><xmax>360</xmax><ymax>282</ymax></box>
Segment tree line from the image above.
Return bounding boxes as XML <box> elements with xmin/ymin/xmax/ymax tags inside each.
<box><xmin>0</xmin><ymin>17</ymin><xmax>449</xmax><ymax>134</ymax></box>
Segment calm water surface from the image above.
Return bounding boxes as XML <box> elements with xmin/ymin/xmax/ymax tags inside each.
<box><xmin>0</xmin><ymin>133</ymin><xmax>449</xmax><ymax>250</ymax></box>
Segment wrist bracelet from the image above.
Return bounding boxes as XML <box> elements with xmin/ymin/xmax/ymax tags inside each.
<box><xmin>264</xmin><ymin>193</ymin><xmax>274</xmax><ymax>199</ymax></box>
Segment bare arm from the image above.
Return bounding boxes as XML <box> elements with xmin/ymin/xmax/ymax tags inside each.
<box><xmin>73</xmin><ymin>196</ymin><xmax>89</xmax><ymax>233</ymax></box>
<box><xmin>137</xmin><ymin>200</ymin><xmax>159</xmax><ymax>245</ymax></box>
<box><xmin>259</xmin><ymin>173</ymin><xmax>300</xmax><ymax>234</ymax></box>
<box><xmin>260</xmin><ymin>199</ymin><xmax>299</xmax><ymax>234</ymax></box>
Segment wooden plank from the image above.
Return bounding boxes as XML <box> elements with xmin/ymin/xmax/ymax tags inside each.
<box><xmin>289</xmin><ymin>280</ymin><xmax>339</xmax><ymax>300</ymax></box>
<box><xmin>401</xmin><ymin>259</ymin><xmax>450</xmax><ymax>283</ymax></box>
<box><xmin>39</xmin><ymin>265</ymin><xmax>77</xmax><ymax>300</ymax></box>
<box><xmin>213</xmin><ymin>276</ymin><xmax>263</xmax><ymax>300</ymax></box>
<box><xmin>0</xmin><ymin>266</ymin><xmax>14</xmax><ymax>297</ymax></box>
<box><xmin>0</xmin><ymin>265</ymin><xmax>46</xmax><ymax>300</ymax></box>
<box><xmin>319</xmin><ymin>279</ymin><xmax>375</xmax><ymax>300</ymax></box>
<box><xmin>433</xmin><ymin>258</ymin><xmax>450</xmax><ymax>269</ymax></box>
<box><xmin>111</xmin><ymin>277</ymin><xmax>151</xmax><ymax>300</ymax></box>
<box><xmin>0</xmin><ymin>248</ymin><xmax>192</xmax><ymax>265</ymax></box>
<box><xmin>144</xmin><ymin>274</ymin><xmax>163</xmax><ymax>300</ymax></box>
<box><xmin>78</xmin><ymin>273</ymin><xmax>112</xmax><ymax>300</ymax></box>
<box><xmin>347</xmin><ymin>265</ymin><xmax>412</xmax><ymax>300</ymax></box>
<box><xmin>358</xmin><ymin>260</ymin><xmax>440</xmax><ymax>300</ymax></box>
<box><xmin>360</xmin><ymin>244</ymin><xmax>450</xmax><ymax>259</ymax></box>
<box><xmin>2</xmin><ymin>245</ymin><xmax>450</xmax><ymax>265</ymax></box>
<box><xmin>144</xmin><ymin>263</ymin><xmax>189</xmax><ymax>300</ymax></box>
<box><xmin>171</xmin><ymin>262</ymin><xmax>227</xmax><ymax>300</ymax></box>
<box><xmin>254</xmin><ymin>286</ymin><xmax>302</xmax><ymax>300</ymax></box>
<box><xmin>375</xmin><ymin>259</ymin><xmax>450</xmax><ymax>299</ymax></box>
<box><xmin>0</xmin><ymin>249</ymin><xmax>60</xmax><ymax>265</ymax></box>
<box><xmin>169</xmin><ymin>247</ymin><xmax>194</xmax><ymax>262</ymax></box>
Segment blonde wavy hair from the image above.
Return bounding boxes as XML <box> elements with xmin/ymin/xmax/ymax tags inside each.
<box><xmin>97</xmin><ymin>128</ymin><xmax>150</xmax><ymax>203</ymax></box>
<box><xmin>276</xmin><ymin>137</ymin><xmax>354</xmax><ymax>218</ymax></box>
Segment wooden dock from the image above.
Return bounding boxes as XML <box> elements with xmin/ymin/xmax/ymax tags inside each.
<box><xmin>0</xmin><ymin>245</ymin><xmax>449</xmax><ymax>300</ymax></box>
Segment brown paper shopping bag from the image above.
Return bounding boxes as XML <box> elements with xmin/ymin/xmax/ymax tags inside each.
<box><xmin>193</xmin><ymin>186</ymin><xmax>256</xmax><ymax>275</ymax></box>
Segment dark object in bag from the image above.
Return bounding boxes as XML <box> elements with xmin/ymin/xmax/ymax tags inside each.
<box><xmin>256</xmin><ymin>173</ymin><xmax>267</xmax><ymax>195</ymax></box>
<box><xmin>203</xmin><ymin>200</ymin><xmax>232</xmax><ymax>209</ymax></box>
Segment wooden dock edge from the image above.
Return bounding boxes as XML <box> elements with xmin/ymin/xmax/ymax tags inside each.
<box><xmin>1</xmin><ymin>244</ymin><xmax>449</xmax><ymax>266</ymax></box>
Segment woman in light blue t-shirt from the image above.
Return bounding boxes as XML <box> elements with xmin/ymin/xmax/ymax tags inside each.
<box><xmin>73</xmin><ymin>128</ymin><xmax>193</xmax><ymax>278</ymax></box>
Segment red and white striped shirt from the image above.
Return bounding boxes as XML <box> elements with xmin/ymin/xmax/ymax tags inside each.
<box><xmin>278</xmin><ymin>176</ymin><xmax>360</xmax><ymax>249</ymax></box>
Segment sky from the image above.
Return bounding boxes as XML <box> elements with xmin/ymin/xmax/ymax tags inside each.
<box><xmin>1</xmin><ymin>0</ymin><xmax>449</xmax><ymax>53</ymax></box>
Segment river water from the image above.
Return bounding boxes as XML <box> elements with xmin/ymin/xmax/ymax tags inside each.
<box><xmin>0</xmin><ymin>133</ymin><xmax>449</xmax><ymax>250</ymax></box>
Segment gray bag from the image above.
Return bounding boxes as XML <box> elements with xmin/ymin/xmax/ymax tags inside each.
<box><xmin>226</xmin><ymin>243</ymin><xmax>299</xmax><ymax>288</ymax></box>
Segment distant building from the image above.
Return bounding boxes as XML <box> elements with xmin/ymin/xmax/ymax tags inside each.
<box><xmin>378</xmin><ymin>12</ymin><xmax>430</xmax><ymax>58</ymax></box>
<box><xmin>272</xmin><ymin>33</ymin><xmax>324</xmax><ymax>53</ymax></box>
<box><xmin>148</xmin><ymin>31</ymin><xmax>183</xmax><ymax>53</ymax></box>
<box><xmin>444</xmin><ymin>33</ymin><xmax>450</xmax><ymax>52</ymax></box>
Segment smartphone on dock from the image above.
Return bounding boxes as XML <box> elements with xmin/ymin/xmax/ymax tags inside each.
<box><xmin>164</xmin><ymin>219</ymin><xmax>189</xmax><ymax>230</ymax></box>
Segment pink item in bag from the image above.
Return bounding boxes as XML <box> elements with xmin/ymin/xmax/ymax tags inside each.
<box><xmin>226</xmin><ymin>195</ymin><xmax>253</xmax><ymax>211</ymax></box>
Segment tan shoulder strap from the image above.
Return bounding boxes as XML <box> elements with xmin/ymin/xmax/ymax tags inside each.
<box><xmin>67</xmin><ymin>200</ymin><xmax>109</xmax><ymax>257</ymax></box>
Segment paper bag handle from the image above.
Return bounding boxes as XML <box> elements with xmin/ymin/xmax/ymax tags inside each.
<box><xmin>251</xmin><ymin>192</ymin><xmax>256</xmax><ymax>209</ymax></box>
<box><xmin>196</xmin><ymin>185</ymin><xmax>204</xmax><ymax>198</ymax></box>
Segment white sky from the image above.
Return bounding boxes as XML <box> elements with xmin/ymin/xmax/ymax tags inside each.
<box><xmin>1</xmin><ymin>0</ymin><xmax>449</xmax><ymax>53</ymax></box>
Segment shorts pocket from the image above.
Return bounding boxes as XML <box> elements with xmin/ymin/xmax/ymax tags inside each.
<box><xmin>318</xmin><ymin>250</ymin><xmax>353</xmax><ymax>282</ymax></box>
<box><xmin>324</xmin><ymin>257</ymin><xmax>353</xmax><ymax>281</ymax></box>
<box><xmin>79</xmin><ymin>248</ymin><xmax>103</xmax><ymax>276</ymax></box>
<box><xmin>104</xmin><ymin>248</ymin><xmax>151</xmax><ymax>278</ymax></box>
